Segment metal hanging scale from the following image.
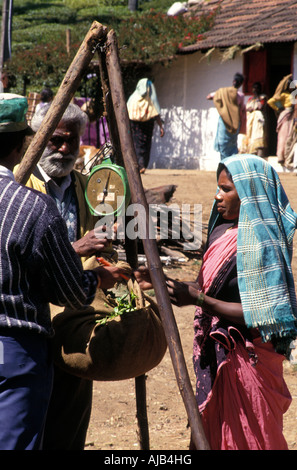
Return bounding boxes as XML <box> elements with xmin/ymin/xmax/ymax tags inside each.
<box><xmin>85</xmin><ymin>156</ymin><xmax>130</xmax><ymax>217</ymax></box>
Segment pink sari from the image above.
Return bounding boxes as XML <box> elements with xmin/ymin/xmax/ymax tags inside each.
<box><xmin>193</xmin><ymin>226</ymin><xmax>291</xmax><ymax>450</ymax></box>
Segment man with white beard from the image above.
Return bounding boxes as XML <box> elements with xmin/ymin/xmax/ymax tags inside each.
<box><xmin>28</xmin><ymin>103</ymin><xmax>111</xmax><ymax>262</ymax></box>
<box><xmin>21</xmin><ymin>103</ymin><xmax>118</xmax><ymax>449</ymax></box>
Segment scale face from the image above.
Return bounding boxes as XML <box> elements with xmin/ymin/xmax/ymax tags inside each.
<box><xmin>85</xmin><ymin>160</ymin><xmax>130</xmax><ymax>217</ymax></box>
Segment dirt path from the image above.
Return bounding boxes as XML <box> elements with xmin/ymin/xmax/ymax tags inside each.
<box><xmin>85</xmin><ymin>169</ymin><xmax>297</xmax><ymax>451</ymax></box>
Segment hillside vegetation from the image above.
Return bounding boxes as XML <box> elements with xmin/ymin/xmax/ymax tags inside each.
<box><xmin>2</xmin><ymin>0</ymin><xmax>216</xmax><ymax>97</ymax></box>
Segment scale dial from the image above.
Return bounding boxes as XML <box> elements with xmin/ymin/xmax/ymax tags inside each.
<box><xmin>85</xmin><ymin>166</ymin><xmax>126</xmax><ymax>216</ymax></box>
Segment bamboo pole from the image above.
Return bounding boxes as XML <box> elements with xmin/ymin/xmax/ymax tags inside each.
<box><xmin>15</xmin><ymin>21</ymin><xmax>108</xmax><ymax>185</ymax></box>
<box><xmin>104</xmin><ymin>30</ymin><xmax>210</xmax><ymax>451</ymax></box>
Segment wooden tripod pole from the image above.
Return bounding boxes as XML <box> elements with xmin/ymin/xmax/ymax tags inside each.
<box><xmin>104</xmin><ymin>30</ymin><xmax>210</xmax><ymax>451</ymax></box>
<box><xmin>15</xmin><ymin>21</ymin><xmax>107</xmax><ymax>185</ymax></box>
<box><xmin>97</xmin><ymin>49</ymin><xmax>150</xmax><ymax>450</ymax></box>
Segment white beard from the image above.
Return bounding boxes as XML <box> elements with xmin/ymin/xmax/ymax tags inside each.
<box><xmin>39</xmin><ymin>148</ymin><xmax>78</xmax><ymax>178</ymax></box>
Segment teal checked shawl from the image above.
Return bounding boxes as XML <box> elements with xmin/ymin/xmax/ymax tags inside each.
<box><xmin>210</xmin><ymin>154</ymin><xmax>297</xmax><ymax>354</ymax></box>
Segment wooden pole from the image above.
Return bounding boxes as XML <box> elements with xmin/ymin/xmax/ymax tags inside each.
<box><xmin>66</xmin><ymin>28</ymin><xmax>71</xmax><ymax>56</ymax></box>
<box><xmin>15</xmin><ymin>21</ymin><xmax>108</xmax><ymax>185</ymax></box>
<box><xmin>97</xmin><ymin>49</ymin><xmax>150</xmax><ymax>450</ymax></box>
<box><xmin>0</xmin><ymin>0</ymin><xmax>10</xmax><ymax>71</ymax></box>
<box><xmin>104</xmin><ymin>29</ymin><xmax>210</xmax><ymax>451</ymax></box>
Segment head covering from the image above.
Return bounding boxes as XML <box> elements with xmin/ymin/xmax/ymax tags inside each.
<box><xmin>127</xmin><ymin>78</ymin><xmax>161</xmax><ymax>122</ymax></box>
<box><xmin>272</xmin><ymin>74</ymin><xmax>292</xmax><ymax>101</ymax></box>
<box><xmin>209</xmin><ymin>154</ymin><xmax>297</xmax><ymax>353</ymax></box>
<box><xmin>213</xmin><ymin>87</ymin><xmax>240</xmax><ymax>134</ymax></box>
<box><xmin>0</xmin><ymin>93</ymin><xmax>33</xmax><ymax>134</ymax></box>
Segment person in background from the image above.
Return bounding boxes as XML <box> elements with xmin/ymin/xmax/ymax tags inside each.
<box><xmin>127</xmin><ymin>78</ymin><xmax>164</xmax><ymax>174</ymax></box>
<box><xmin>207</xmin><ymin>73</ymin><xmax>246</xmax><ymax>160</ymax></box>
<box><xmin>267</xmin><ymin>74</ymin><xmax>294</xmax><ymax>165</ymax></box>
<box><xmin>243</xmin><ymin>82</ymin><xmax>267</xmax><ymax>157</ymax></box>
<box><xmin>283</xmin><ymin>102</ymin><xmax>297</xmax><ymax>171</ymax></box>
<box><xmin>0</xmin><ymin>93</ymin><xmax>124</xmax><ymax>450</ymax></box>
<box><xmin>75</xmin><ymin>97</ymin><xmax>110</xmax><ymax>149</ymax></box>
<box><xmin>35</xmin><ymin>86</ymin><xmax>54</xmax><ymax>114</ymax></box>
<box><xmin>136</xmin><ymin>154</ymin><xmax>297</xmax><ymax>450</ymax></box>
<box><xmin>0</xmin><ymin>71</ymin><xmax>9</xmax><ymax>92</ymax></box>
<box><xmin>21</xmin><ymin>102</ymin><xmax>128</xmax><ymax>449</ymax></box>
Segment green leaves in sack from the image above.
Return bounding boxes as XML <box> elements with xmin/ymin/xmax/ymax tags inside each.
<box><xmin>96</xmin><ymin>291</ymin><xmax>138</xmax><ymax>326</ymax></box>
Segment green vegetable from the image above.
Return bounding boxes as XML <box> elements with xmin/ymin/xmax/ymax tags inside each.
<box><xmin>96</xmin><ymin>291</ymin><xmax>138</xmax><ymax>326</ymax></box>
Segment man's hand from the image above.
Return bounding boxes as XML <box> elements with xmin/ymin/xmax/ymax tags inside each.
<box><xmin>94</xmin><ymin>265</ymin><xmax>129</xmax><ymax>290</ymax></box>
<box><xmin>72</xmin><ymin>228</ymin><xmax>112</xmax><ymax>257</ymax></box>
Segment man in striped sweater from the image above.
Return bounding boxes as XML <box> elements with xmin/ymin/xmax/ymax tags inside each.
<box><xmin>0</xmin><ymin>93</ymin><xmax>125</xmax><ymax>449</ymax></box>
<box><xmin>28</xmin><ymin>102</ymin><xmax>119</xmax><ymax>450</ymax></box>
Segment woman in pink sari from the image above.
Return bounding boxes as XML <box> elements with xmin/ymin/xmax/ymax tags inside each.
<box><xmin>165</xmin><ymin>155</ymin><xmax>297</xmax><ymax>450</ymax></box>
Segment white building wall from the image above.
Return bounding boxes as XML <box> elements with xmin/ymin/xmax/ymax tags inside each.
<box><xmin>150</xmin><ymin>50</ymin><xmax>243</xmax><ymax>170</ymax></box>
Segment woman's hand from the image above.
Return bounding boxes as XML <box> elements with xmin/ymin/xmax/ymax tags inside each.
<box><xmin>166</xmin><ymin>278</ymin><xmax>200</xmax><ymax>307</ymax></box>
<box><xmin>133</xmin><ymin>267</ymin><xmax>200</xmax><ymax>307</ymax></box>
<box><xmin>156</xmin><ymin>115</ymin><xmax>165</xmax><ymax>138</ymax></box>
<box><xmin>134</xmin><ymin>266</ymin><xmax>246</xmax><ymax>324</ymax></box>
<box><xmin>166</xmin><ymin>277</ymin><xmax>245</xmax><ymax>324</ymax></box>
<box><xmin>133</xmin><ymin>266</ymin><xmax>153</xmax><ymax>290</ymax></box>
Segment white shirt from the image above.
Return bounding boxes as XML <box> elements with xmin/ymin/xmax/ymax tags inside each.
<box><xmin>37</xmin><ymin>164</ymin><xmax>72</xmax><ymax>202</ymax></box>
<box><xmin>0</xmin><ymin>165</ymin><xmax>15</xmax><ymax>181</ymax></box>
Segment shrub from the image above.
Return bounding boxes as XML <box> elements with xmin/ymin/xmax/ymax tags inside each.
<box><xmin>3</xmin><ymin>1</ymin><xmax>218</xmax><ymax>95</ymax></box>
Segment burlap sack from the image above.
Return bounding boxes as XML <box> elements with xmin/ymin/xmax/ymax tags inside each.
<box><xmin>50</xmin><ymin>260</ymin><xmax>167</xmax><ymax>381</ymax></box>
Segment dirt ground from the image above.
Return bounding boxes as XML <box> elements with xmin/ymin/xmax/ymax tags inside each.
<box><xmin>84</xmin><ymin>168</ymin><xmax>297</xmax><ymax>451</ymax></box>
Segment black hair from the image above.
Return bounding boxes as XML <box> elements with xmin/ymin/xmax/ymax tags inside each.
<box><xmin>40</xmin><ymin>87</ymin><xmax>53</xmax><ymax>103</ymax></box>
<box><xmin>217</xmin><ymin>162</ymin><xmax>233</xmax><ymax>182</ymax></box>
<box><xmin>252</xmin><ymin>81</ymin><xmax>262</xmax><ymax>93</ymax></box>
<box><xmin>233</xmin><ymin>73</ymin><xmax>244</xmax><ymax>88</ymax></box>
<box><xmin>0</xmin><ymin>129</ymin><xmax>28</xmax><ymax>159</ymax></box>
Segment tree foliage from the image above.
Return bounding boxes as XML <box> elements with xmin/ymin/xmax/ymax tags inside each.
<box><xmin>2</xmin><ymin>0</ymin><xmax>218</xmax><ymax>96</ymax></box>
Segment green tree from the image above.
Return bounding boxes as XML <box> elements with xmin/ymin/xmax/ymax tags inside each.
<box><xmin>2</xmin><ymin>0</ymin><xmax>218</xmax><ymax>97</ymax></box>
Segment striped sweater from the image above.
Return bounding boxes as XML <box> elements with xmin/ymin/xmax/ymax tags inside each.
<box><xmin>0</xmin><ymin>175</ymin><xmax>98</xmax><ymax>336</ymax></box>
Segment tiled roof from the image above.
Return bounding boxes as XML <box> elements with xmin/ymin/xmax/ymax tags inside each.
<box><xmin>180</xmin><ymin>0</ymin><xmax>297</xmax><ymax>53</ymax></box>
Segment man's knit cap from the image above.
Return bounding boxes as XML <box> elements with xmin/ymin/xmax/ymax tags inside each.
<box><xmin>0</xmin><ymin>93</ymin><xmax>33</xmax><ymax>134</ymax></box>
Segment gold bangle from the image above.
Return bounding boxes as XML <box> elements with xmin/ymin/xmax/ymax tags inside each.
<box><xmin>196</xmin><ymin>291</ymin><xmax>205</xmax><ymax>307</ymax></box>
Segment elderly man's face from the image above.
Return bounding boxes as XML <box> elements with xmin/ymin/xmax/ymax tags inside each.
<box><xmin>39</xmin><ymin>121</ymin><xmax>80</xmax><ymax>179</ymax></box>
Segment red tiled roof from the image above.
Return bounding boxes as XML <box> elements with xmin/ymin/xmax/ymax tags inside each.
<box><xmin>180</xmin><ymin>0</ymin><xmax>297</xmax><ymax>53</ymax></box>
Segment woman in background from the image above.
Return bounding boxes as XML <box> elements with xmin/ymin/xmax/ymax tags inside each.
<box><xmin>207</xmin><ymin>73</ymin><xmax>246</xmax><ymax>160</ymax></box>
<box><xmin>35</xmin><ymin>87</ymin><xmax>53</xmax><ymax>113</ymax></box>
<box><xmin>127</xmin><ymin>78</ymin><xmax>164</xmax><ymax>174</ymax></box>
<box><xmin>244</xmin><ymin>82</ymin><xmax>267</xmax><ymax>156</ymax></box>
<box><xmin>267</xmin><ymin>74</ymin><xmax>294</xmax><ymax>164</ymax></box>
